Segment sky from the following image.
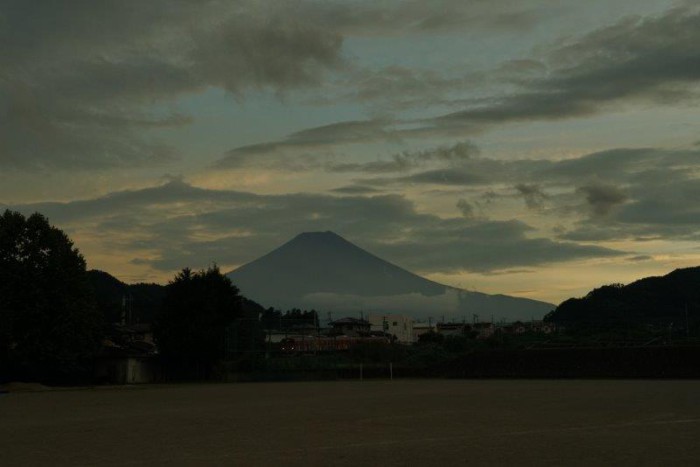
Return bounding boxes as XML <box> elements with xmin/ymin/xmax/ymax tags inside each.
<box><xmin>2</xmin><ymin>0</ymin><xmax>700</xmax><ymax>304</ymax></box>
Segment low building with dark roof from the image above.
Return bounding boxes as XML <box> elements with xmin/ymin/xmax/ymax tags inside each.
<box><xmin>329</xmin><ymin>317</ymin><xmax>371</xmax><ymax>336</ymax></box>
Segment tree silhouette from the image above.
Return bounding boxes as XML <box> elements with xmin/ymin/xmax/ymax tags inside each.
<box><xmin>0</xmin><ymin>210</ymin><xmax>101</xmax><ymax>381</ymax></box>
<box><xmin>154</xmin><ymin>265</ymin><xmax>243</xmax><ymax>377</ymax></box>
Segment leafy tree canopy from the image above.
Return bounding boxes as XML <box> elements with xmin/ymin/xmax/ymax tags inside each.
<box><xmin>0</xmin><ymin>210</ymin><xmax>101</xmax><ymax>380</ymax></box>
<box><xmin>154</xmin><ymin>266</ymin><xmax>243</xmax><ymax>372</ymax></box>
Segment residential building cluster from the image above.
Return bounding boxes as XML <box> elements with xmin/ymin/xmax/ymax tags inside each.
<box><xmin>96</xmin><ymin>310</ymin><xmax>556</xmax><ymax>383</ymax></box>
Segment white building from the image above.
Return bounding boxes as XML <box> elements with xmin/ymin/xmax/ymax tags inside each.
<box><xmin>368</xmin><ymin>314</ymin><xmax>414</xmax><ymax>344</ymax></box>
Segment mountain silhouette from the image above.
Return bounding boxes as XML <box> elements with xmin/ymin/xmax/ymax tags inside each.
<box><xmin>546</xmin><ymin>266</ymin><xmax>700</xmax><ymax>328</ymax></box>
<box><xmin>228</xmin><ymin>231</ymin><xmax>554</xmax><ymax>321</ymax></box>
<box><xmin>87</xmin><ymin>269</ymin><xmax>266</xmax><ymax>325</ymax></box>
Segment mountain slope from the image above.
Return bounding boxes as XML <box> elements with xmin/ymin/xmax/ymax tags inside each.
<box><xmin>87</xmin><ymin>270</ymin><xmax>166</xmax><ymax>324</ymax></box>
<box><xmin>228</xmin><ymin>231</ymin><xmax>554</xmax><ymax>321</ymax></box>
<box><xmin>229</xmin><ymin>231</ymin><xmax>447</xmax><ymax>300</ymax></box>
<box><xmin>87</xmin><ymin>270</ymin><xmax>266</xmax><ymax>324</ymax></box>
<box><xmin>546</xmin><ymin>266</ymin><xmax>700</xmax><ymax>327</ymax></box>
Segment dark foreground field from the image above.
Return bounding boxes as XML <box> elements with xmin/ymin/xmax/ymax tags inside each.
<box><xmin>2</xmin><ymin>380</ymin><xmax>700</xmax><ymax>466</ymax></box>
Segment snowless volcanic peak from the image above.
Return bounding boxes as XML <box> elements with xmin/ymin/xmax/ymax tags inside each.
<box><xmin>229</xmin><ymin>231</ymin><xmax>448</xmax><ymax>299</ymax></box>
<box><xmin>228</xmin><ymin>231</ymin><xmax>555</xmax><ymax>321</ymax></box>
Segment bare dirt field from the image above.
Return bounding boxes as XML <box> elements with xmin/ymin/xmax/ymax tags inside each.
<box><xmin>2</xmin><ymin>379</ymin><xmax>700</xmax><ymax>466</ymax></box>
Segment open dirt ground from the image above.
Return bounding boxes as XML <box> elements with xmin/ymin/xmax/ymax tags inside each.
<box><xmin>2</xmin><ymin>379</ymin><xmax>700</xmax><ymax>466</ymax></box>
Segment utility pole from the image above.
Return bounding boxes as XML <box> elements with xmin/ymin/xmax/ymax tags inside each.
<box><xmin>128</xmin><ymin>293</ymin><xmax>132</xmax><ymax>325</ymax></box>
<box><xmin>121</xmin><ymin>295</ymin><xmax>126</xmax><ymax>325</ymax></box>
<box><xmin>121</xmin><ymin>293</ymin><xmax>133</xmax><ymax>325</ymax></box>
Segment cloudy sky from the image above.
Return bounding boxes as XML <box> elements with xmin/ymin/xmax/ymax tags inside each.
<box><xmin>3</xmin><ymin>0</ymin><xmax>700</xmax><ymax>304</ymax></box>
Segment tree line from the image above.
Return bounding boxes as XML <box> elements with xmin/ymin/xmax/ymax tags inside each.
<box><xmin>0</xmin><ymin>210</ymin><xmax>257</xmax><ymax>383</ymax></box>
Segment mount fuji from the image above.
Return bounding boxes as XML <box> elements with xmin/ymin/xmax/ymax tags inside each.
<box><xmin>227</xmin><ymin>231</ymin><xmax>554</xmax><ymax>322</ymax></box>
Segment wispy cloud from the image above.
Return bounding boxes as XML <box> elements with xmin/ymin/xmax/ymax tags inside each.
<box><xmin>433</xmin><ymin>6</ymin><xmax>700</xmax><ymax>130</ymax></box>
<box><xmin>213</xmin><ymin>5</ymin><xmax>700</xmax><ymax>165</ymax></box>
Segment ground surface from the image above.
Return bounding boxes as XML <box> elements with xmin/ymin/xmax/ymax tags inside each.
<box><xmin>2</xmin><ymin>379</ymin><xmax>700</xmax><ymax>466</ymax></box>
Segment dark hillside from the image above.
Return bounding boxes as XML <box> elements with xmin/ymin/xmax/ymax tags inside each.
<box><xmin>545</xmin><ymin>266</ymin><xmax>700</xmax><ymax>330</ymax></box>
<box><xmin>87</xmin><ymin>270</ymin><xmax>264</xmax><ymax>325</ymax></box>
<box><xmin>87</xmin><ymin>270</ymin><xmax>166</xmax><ymax>324</ymax></box>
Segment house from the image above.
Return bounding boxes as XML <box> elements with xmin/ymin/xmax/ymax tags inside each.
<box><xmin>531</xmin><ymin>320</ymin><xmax>557</xmax><ymax>334</ymax></box>
<box><xmin>329</xmin><ymin>317</ymin><xmax>371</xmax><ymax>336</ymax></box>
<box><xmin>96</xmin><ymin>323</ymin><xmax>159</xmax><ymax>384</ymax></box>
<box><xmin>472</xmin><ymin>322</ymin><xmax>496</xmax><ymax>339</ymax></box>
<box><xmin>498</xmin><ymin>320</ymin><xmax>557</xmax><ymax>335</ymax></box>
<box><xmin>436</xmin><ymin>322</ymin><xmax>468</xmax><ymax>337</ymax></box>
<box><xmin>500</xmin><ymin>321</ymin><xmax>529</xmax><ymax>335</ymax></box>
<box><xmin>368</xmin><ymin>314</ymin><xmax>414</xmax><ymax>344</ymax></box>
<box><xmin>412</xmin><ymin>322</ymin><xmax>436</xmax><ymax>342</ymax></box>
<box><xmin>109</xmin><ymin>323</ymin><xmax>155</xmax><ymax>345</ymax></box>
<box><xmin>432</xmin><ymin>321</ymin><xmax>495</xmax><ymax>340</ymax></box>
<box><xmin>95</xmin><ymin>352</ymin><xmax>159</xmax><ymax>384</ymax></box>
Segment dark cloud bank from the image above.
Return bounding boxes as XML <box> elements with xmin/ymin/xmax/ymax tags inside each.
<box><xmin>0</xmin><ymin>0</ymin><xmax>555</xmax><ymax>171</ymax></box>
<box><xmin>363</xmin><ymin>144</ymin><xmax>700</xmax><ymax>243</ymax></box>
<box><xmin>4</xmin><ymin>1</ymin><xmax>700</xmax><ymax>173</ymax></box>
<box><xmin>14</xmin><ymin>179</ymin><xmax>622</xmax><ymax>275</ymax></box>
<box><xmin>12</xmin><ymin>140</ymin><xmax>698</xmax><ymax>275</ymax></box>
<box><xmin>0</xmin><ymin>0</ymin><xmax>343</xmax><ymax>170</ymax></box>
